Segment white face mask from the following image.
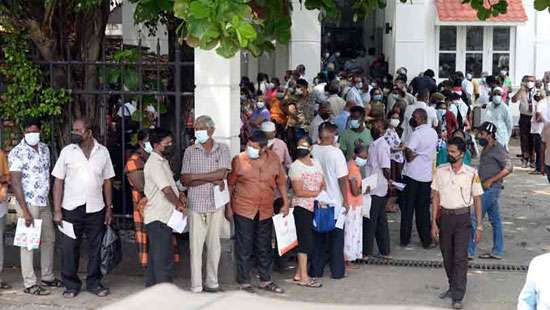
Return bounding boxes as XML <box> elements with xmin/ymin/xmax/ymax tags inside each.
<box><xmin>333</xmin><ymin>135</ymin><xmax>339</xmax><ymax>145</ymax></box>
<box><xmin>195</xmin><ymin>130</ymin><xmax>210</xmax><ymax>144</ymax></box>
<box><xmin>390</xmin><ymin>118</ymin><xmax>400</xmax><ymax>128</ymax></box>
<box><xmin>493</xmin><ymin>95</ymin><xmax>503</xmax><ymax>105</ymax></box>
<box><xmin>527</xmin><ymin>81</ymin><xmax>535</xmax><ymax>89</ymax></box>
<box><xmin>295</xmin><ymin>88</ymin><xmax>303</xmax><ymax>96</ymax></box>
<box><xmin>246</xmin><ymin>146</ymin><xmax>260</xmax><ymax>160</ymax></box>
<box><xmin>256</xmin><ymin>101</ymin><xmax>265</xmax><ymax>109</ymax></box>
<box><xmin>144</xmin><ymin>142</ymin><xmax>153</xmax><ymax>154</ymax></box>
<box><xmin>354</xmin><ymin>157</ymin><xmax>367</xmax><ymax>167</ymax></box>
<box><xmin>356</xmin><ymin>82</ymin><xmax>363</xmax><ymax>89</ymax></box>
<box><xmin>24</xmin><ymin>132</ymin><xmax>40</xmax><ymax>146</ymax></box>
<box><xmin>267</xmin><ymin>139</ymin><xmax>275</xmax><ymax>147</ymax></box>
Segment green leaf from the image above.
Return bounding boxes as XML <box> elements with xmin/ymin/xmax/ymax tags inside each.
<box><xmin>238</xmin><ymin>23</ymin><xmax>257</xmax><ymax>40</ymax></box>
<box><xmin>534</xmin><ymin>0</ymin><xmax>549</xmax><ymax>11</ymax></box>
<box><xmin>188</xmin><ymin>1</ymin><xmax>210</xmax><ymax>19</ymax></box>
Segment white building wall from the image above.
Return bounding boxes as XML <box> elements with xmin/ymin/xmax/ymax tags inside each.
<box><xmin>533</xmin><ymin>9</ymin><xmax>550</xmax><ymax>79</ymax></box>
<box><xmin>121</xmin><ymin>1</ymin><xmax>169</xmax><ymax>55</ymax></box>
<box><xmin>289</xmin><ymin>2</ymin><xmax>321</xmax><ymax>82</ymax></box>
<box><xmin>515</xmin><ymin>1</ymin><xmax>537</xmax><ymax>86</ymax></box>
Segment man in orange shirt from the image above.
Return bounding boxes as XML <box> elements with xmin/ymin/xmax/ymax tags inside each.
<box><xmin>227</xmin><ymin>131</ymin><xmax>289</xmax><ymax>294</ymax></box>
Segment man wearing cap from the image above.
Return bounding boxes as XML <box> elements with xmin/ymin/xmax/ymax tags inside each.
<box><xmin>432</xmin><ymin>136</ymin><xmax>483</xmax><ymax>309</ymax></box>
<box><xmin>485</xmin><ymin>87</ymin><xmax>513</xmax><ymax>150</ymax></box>
<box><xmin>468</xmin><ymin>122</ymin><xmax>512</xmax><ymax>260</ymax></box>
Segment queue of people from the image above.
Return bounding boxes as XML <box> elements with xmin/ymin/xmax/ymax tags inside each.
<box><xmin>0</xmin><ymin>63</ymin><xmax>549</xmax><ymax>310</ymax></box>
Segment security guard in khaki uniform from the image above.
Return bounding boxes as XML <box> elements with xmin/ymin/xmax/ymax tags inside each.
<box><xmin>431</xmin><ymin>136</ymin><xmax>484</xmax><ymax>309</ymax></box>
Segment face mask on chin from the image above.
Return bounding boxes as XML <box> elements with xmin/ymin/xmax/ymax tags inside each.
<box><xmin>447</xmin><ymin>153</ymin><xmax>462</xmax><ymax>164</ymax></box>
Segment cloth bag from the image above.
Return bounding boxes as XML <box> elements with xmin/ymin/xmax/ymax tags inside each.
<box><xmin>100</xmin><ymin>226</ymin><xmax>122</xmax><ymax>275</ymax></box>
<box><xmin>312</xmin><ymin>201</ymin><xmax>335</xmax><ymax>233</ymax></box>
<box><xmin>272</xmin><ymin>211</ymin><xmax>298</xmax><ymax>256</ymax></box>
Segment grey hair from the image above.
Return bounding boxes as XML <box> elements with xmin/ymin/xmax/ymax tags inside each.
<box><xmin>194</xmin><ymin>115</ymin><xmax>215</xmax><ymax>128</ymax></box>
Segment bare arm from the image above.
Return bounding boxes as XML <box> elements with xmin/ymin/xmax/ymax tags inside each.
<box><xmin>10</xmin><ymin>171</ymin><xmax>33</xmax><ymax>226</ymax></box>
<box><xmin>404</xmin><ymin>148</ymin><xmax>417</xmax><ymax>162</ymax></box>
<box><xmin>161</xmin><ymin>186</ymin><xmax>185</xmax><ymax>212</ymax></box>
<box><xmin>542</xmin><ymin>141</ymin><xmax>546</xmax><ymax>175</ymax></box>
<box><xmin>291</xmin><ymin>179</ymin><xmax>320</xmax><ymax>198</ymax></box>
<box><xmin>338</xmin><ymin>175</ymin><xmax>350</xmax><ymax>208</ymax></box>
<box><xmin>103</xmin><ymin>179</ymin><xmax>113</xmax><ymax>225</ymax></box>
<box><xmin>53</xmin><ymin>178</ymin><xmax>64</xmax><ymax>225</ymax></box>
<box><xmin>181</xmin><ymin>169</ymin><xmax>227</xmax><ymax>187</ymax></box>
<box><xmin>127</xmin><ymin>171</ymin><xmax>145</xmax><ymax>192</ymax></box>
<box><xmin>349</xmin><ymin>177</ymin><xmax>361</xmax><ymax>196</ymax></box>
<box><xmin>276</xmin><ymin>166</ymin><xmax>290</xmax><ymax>215</ymax></box>
<box><xmin>431</xmin><ymin>190</ymin><xmax>440</xmax><ymax>228</ymax></box>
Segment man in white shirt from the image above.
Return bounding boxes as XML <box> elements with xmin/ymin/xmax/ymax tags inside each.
<box><xmin>401</xmin><ymin>89</ymin><xmax>438</xmax><ymax>144</ymax></box>
<box><xmin>309</xmin><ymin>103</ymin><xmax>332</xmax><ymax>144</ymax></box>
<box><xmin>512</xmin><ymin>76</ymin><xmax>537</xmax><ymax>168</ymax></box>
<box><xmin>327</xmin><ymin>80</ymin><xmax>346</xmax><ymax>117</ymax></box>
<box><xmin>518</xmin><ymin>252</ymin><xmax>550</xmax><ymax>310</ymax></box>
<box><xmin>364</xmin><ymin>120</ymin><xmax>392</xmax><ymax>258</ymax></box>
<box><xmin>310</xmin><ymin>123</ymin><xmax>349</xmax><ymax>279</ymax></box>
<box><xmin>345</xmin><ymin>75</ymin><xmax>364</xmax><ymax>107</ymax></box>
<box><xmin>530</xmin><ymin>92</ymin><xmax>548</xmax><ymax>174</ymax></box>
<box><xmin>52</xmin><ymin>119</ymin><xmax>115</xmax><ymax>298</ymax></box>
<box><xmin>401</xmin><ymin>109</ymin><xmax>438</xmax><ymax>248</ymax></box>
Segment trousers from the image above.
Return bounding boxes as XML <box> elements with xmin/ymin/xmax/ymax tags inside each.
<box><xmin>401</xmin><ymin>176</ymin><xmax>433</xmax><ymax>247</ymax></box>
<box><xmin>145</xmin><ymin>221</ymin><xmax>174</xmax><ymax>287</ymax></box>
<box><xmin>519</xmin><ymin>114</ymin><xmax>534</xmax><ymax>161</ymax></box>
<box><xmin>309</xmin><ymin>227</ymin><xmax>345</xmax><ymax>279</ymax></box>
<box><xmin>61</xmin><ymin>205</ymin><xmax>105</xmax><ymax>291</ymax></box>
<box><xmin>363</xmin><ymin>196</ymin><xmax>390</xmax><ymax>256</ymax></box>
<box><xmin>439</xmin><ymin>212</ymin><xmax>471</xmax><ymax>302</ymax></box>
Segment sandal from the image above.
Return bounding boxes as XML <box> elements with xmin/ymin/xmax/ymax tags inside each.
<box><xmin>240</xmin><ymin>285</ymin><xmax>256</xmax><ymax>294</ymax></box>
<box><xmin>0</xmin><ymin>282</ymin><xmax>12</xmax><ymax>290</ymax></box>
<box><xmin>41</xmin><ymin>279</ymin><xmax>63</xmax><ymax>288</ymax></box>
<box><xmin>297</xmin><ymin>279</ymin><xmax>322</xmax><ymax>288</ymax></box>
<box><xmin>479</xmin><ymin>253</ymin><xmax>503</xmax><ymax>260</ymax></box>
<box><xmin>88</xmin><ymin>285</ymin><xmax>110</xmax><ymax>297</ymax></box>
<box><xmin>259</xmin><ymin>282</ymin><xmax>284</xmax><ymax>294</ymax></box>
<box><xmin>24</xmin><ymin>285</ymin><xmax>51</xmax><ymax>296</ymax></box>
<box><xmin>63</xmin><ymin>289</ymin><xmax>79</xmax><ymax>299</ymax></box>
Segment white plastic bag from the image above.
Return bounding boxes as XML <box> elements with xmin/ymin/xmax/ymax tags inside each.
<box><xmin>273</xmin><ymin>210</ymin><xmax>298</xmax><ymax>256</ymax></box>
<box><xmin>14</xmin><ymin>218</ymin><xmax>42</xmax><ymax>250</ymax></box>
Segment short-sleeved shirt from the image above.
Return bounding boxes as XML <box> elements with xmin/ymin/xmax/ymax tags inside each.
<box><xmin>288</xmin><ymin>159</ymin><xmax>324</xmax><ymax>211</ymax></box>
<box><xmin>328</xmin><ymin>94</ymin><xmax>346</xmax><ymax>116</ymax></box>
<box><xmin>542</xmin><ymin>123</ymin><xmax>550</xmax><ymax>166</ymax></box>
<box><xmin>384</xmin><ymin>128</ymin><xmax>403</xmax><ymax>163</ymax></box>
<box><xmin>340</xmin><ymin>127</ymin><xmax>373</xmax><ymax>160</ymax></box>
<box><xmin>181</xmin><ymin>141</ymin><xmax>231</xmax><ymax>213</ymax></box>
<box><xmin>403</xmin><ymin>124</ymin><xmax>438</xmax><ymax>182</ymax></box>
<box><xmin>401</xmin><ymin>101</ymin><xmax>438</xmax><ymax>144</ymax></box>
<box><xmin>269</xmin><ymin>138</ymin><xmax>292</xmax><ymax>168</ymax></box>
<box><xmin>8</xmin><ymin>140</ymin><xmax>50</xmax><ymax>207</ymax></box>
<box><xmin>51</xmin><ymin>140</ymin><xmax>115</xmax><ymax>213</ymax></box>
<box><xmin>531</xmin><ymin>100</ymin><xmax>548</xmax><ymax>134</ymax></box>
<box><xmin>250</xmin><ymin>107</ymin><xmax>271</xmax><ymax>125</ymax></box>
<box><xmin>144</xmin><ymin>152</ymin><xmax>179</xmax><ymax>224</ymax></box>
<box><xmin>311</xmin><ymin>144</ymin><xmax>349</xmax><ymax>219</ymax></box>
<box><xmin>366</xmin><ymin>137</ymin><xmax>392</xmax><ymax>197</ymax></box>
<box><xmin>478</xmin><ymin>142</ymin><xmax>510</xmax><ymax>184</ymax></box>
<box><xmin>228</xmin><ymin>150</ymin><xmax>285</xmax><ymax>221</ymax></box>
<box><xmin>432</xmin><ymin>164</ymin><xmax>483</xmax><ymax>209</ymax></box>
<box><xmin>345</xmin><ymin>161</ymin><xmax>363</xmax><ymax>208</ymax></box>
<box><xmin>124</xmin><ymin>151</ymin><xmax>147</xmax><ymax>207</ymax></box>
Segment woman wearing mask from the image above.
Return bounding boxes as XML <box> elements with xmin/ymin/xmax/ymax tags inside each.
<box><xmin>344</xmin><ymin>141</ymin><xmax>368</xmax><ymax>269</ymax></box>
<box><xmin>249</xmin><ymin>96</ymin><xmax>271</xmax><ymax>131</ymax></box>
<box><xmin>384</xmin><ymin>114</ymin><xmax>404</xmax><ymax>212</ymax></box>
<box><xmin>288</xmin><ymin>137</ymin><xmax>324</xmax><ymax>288</ymax></box>
<box><xmin>269</xmin><ymin>87</ymin><xmax>288</xmax><ymax>138</ymax></box>
<box><xmin>368</xmin><ymin>88</ymin><xmax>386</xmax><ymax>122</ymax></box>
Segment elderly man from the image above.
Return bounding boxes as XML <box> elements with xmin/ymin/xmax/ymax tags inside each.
<box><xmin>227</xmin><ymin>131</ymin><xmax>289</xmax><ymax>294</ymax></box>
<box><xmin>512</xmin><ymin>75</ymin><xmax>537</xmax><ymax>168</ymax></box>
<box><xmin>308</xmin><ymin>103</ymin><xmax>333</xmax><ymax>144</ymax></box>
<box><xmin>401</xmin><ymin>109</ymin><xmax>439</xmax><ymax>248</ymax></box>
<box><xmin>485</xmin><ymin>87</ymin><xmax>513</xmax><ymax>150</ymax></box>
<box><xmin>9</xmin><ymin>118</ymin><xmax>60</xmax><ymax>295</ymax></box>
<box><xmin>52</xmin><ymin>119</ymin><xmax>115</xmax><ymax>298</ymax></box>
<box><xmin>181</xmin><ymin>116</ymin><xmax>231</xmax><ymax>293</ymax></box>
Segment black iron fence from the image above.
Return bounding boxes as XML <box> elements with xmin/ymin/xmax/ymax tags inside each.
<box><xmin>0</xmin><ymin>38</ymin><xmax>195</xmax><ymax>227</ymax></box>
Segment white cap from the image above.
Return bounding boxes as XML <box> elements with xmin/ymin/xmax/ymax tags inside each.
<box><xmin>493</xmin><ymin>87</ymin><xmax>503</xmax><ymax>94</ymax></box>
<box><xmin>260</xmin><ymin>121</ymin><xmax>276</xmax><ymax>132</ymax></box>
<box><xmin>146</xmin><ymin>105</ymin><xmax>157</xmax><ymax>114</ymax></box>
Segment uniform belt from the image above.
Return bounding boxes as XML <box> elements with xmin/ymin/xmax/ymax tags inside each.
<box><xmin>440</xmin><ymin>207</ymin><xmax>470</xmax><ymax>215</ymax></box>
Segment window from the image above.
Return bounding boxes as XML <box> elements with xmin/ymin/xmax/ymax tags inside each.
<box><xmin>436</xmin><ymin>26</ymin><xmax>514</xmax><ymax>81</ymax></box>
<box><xmin>438</xmin><ymin>26</ymin><xmax>457</xmax><ymax>78</ymax></box>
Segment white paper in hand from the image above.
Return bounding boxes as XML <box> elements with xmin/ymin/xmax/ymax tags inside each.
<box><xmin>315</xmin><ymin>191</ymin><xmax>336</xmax><ymax>205</ymax></box>
<box><xmin>362</xmin><ymin>174</ymin><xmax>378</xmax><ymax>194</ymax></box>
<box><xmin>14</xmin><ymin>218</ymin><xmax>43</xmax><ymax>250</ymax></box>
<box><xmin>362</xmin><ymin>195</ymin><xmax>372</xmax><ymax>218</ymax></box>
<box><xmin>213</xmin><ymin>180</ymin><xmax>230</xmax><ymax>209</ymax></box>
<box><xmin>58</xmin><ymin>221</ymin><xmax>76</xmax><ymax>239</ymax></box>
<box><xmin>391</xmin><ymin>181</ymin><xmax>406</xmax><ymax>191</ymax></box>
<box><xmin>335</xmin><ymin>208</ymin><xmax>347</xmax><ymax>229</ymax></box>
<box><xmin>167</xmin><ymin>210</ymin><xmax>188</xmax><ymax>233</ymax></box>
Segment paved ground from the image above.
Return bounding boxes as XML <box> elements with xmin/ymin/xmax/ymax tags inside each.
<box><xmin>0</xmin><ymin>138</ymin><xmax>548</xmax><ymax>309</ymax></box>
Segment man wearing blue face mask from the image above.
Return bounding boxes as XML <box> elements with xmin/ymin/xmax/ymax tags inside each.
<box><xmin>340</xmin><ymin>106</ymin><xmax>373</xmax><ymax>160</ymax></box>
<box><xmin>485</xmin><ymin>87</ymin><xmax>513</xmax><ymax>150</ymax></box>
<box><xmin>227</xmin><ymin>131</ymin><xmax>289</xmax><ymax>294</ymax></box>
<box><xmin>181</xmin><ymin>115</ymin><xmax>231</xmax><ymax>293</ymax></box>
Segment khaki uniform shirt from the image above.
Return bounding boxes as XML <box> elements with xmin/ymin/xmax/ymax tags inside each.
<box><xmin>144</xmin><ymin>152</ymin><xmax>178</xmax><ymax>225</ymax></box>
<box><xmin>431</xmin><ymin>163</ymin><xmax>484</xmax><ymax>209</ymax></box>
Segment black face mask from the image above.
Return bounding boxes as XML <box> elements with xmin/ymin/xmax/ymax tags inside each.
<box><xmin>448</xmin><ymin>154</ymin><xmax>462</xmax><ymax>164</ymax></box>
<box><xmin>162</xmin><ymin>145</ymin><xmax>175</xmax><ymax>158</ymax></box>
<box><xmin>320</xmin><ymin>112</ymin><xmax>331</xmax><ymax>120</ymax></box>
<box><xmin>370</xmin><ymin>128</ymin><xmax>381</xmax><ymax>140</ymax></box>
<box><xmin>295</xmin><ymin>149</ymin><xmax>311</xmax><ymax>158</ymax></box>
<box><xmin>478</xmin><ymin>138</ymin><xmax>488</xmax><ymax>147</ymax></box>
<box><xmin>70</xmin><ymin>133</ymin><xmax>83</xmax><ymax>145</ymax></box>
<box><xmin>409</xmin><ymin>118</ymin><xmax>418</xmax><ymax>129</ymax></box>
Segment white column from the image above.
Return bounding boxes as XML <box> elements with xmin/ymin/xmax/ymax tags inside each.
<box><xmin>194</xmin><ymin>49</ymin><xmax>241</xmax><ymax>156</ymax></box>
<box><xmin>289</xmin><ymin>2</ymin><xmax>321</xmax><ymax>82</ymax></box>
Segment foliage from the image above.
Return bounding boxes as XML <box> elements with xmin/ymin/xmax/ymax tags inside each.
<box><xmin>0</xmin><ymin>33</ymin><xmax>71</xmax><ymax>140</ymax></box>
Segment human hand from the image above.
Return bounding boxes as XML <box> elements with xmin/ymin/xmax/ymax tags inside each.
<box><xmin>225</xmin><ymin>206</ymin><xmax>234</xmax><ymax>222</ymax></box>
<box><xmin>482</xmin><ymin>180</ymin><xmax>493</xmax><ymax>190</ymax></box>
<box><xmin>214</xmin><ymin>180</ymin><xmax>225</xmax><ymax>191</ymax></box>
<box><xmin>475</xmin><ymin>229</ymin><xmax>482</xmax><ymax>244</ymax></box>
<box><xmin>23</xmin><ymin>211</ymin><xmax>34</xmax><ymax>227</ymax></box>
<box><xmin>105</xmin><ymin>208</ymin><xmax>113</xmax><ymax>226</ymax></box>
<box><xmin>431</xmin><ymin>225</ymin><xmax>439</xmax><ymax>241</ymax></box>
<box><xmin>365</xmin><ymin>186</ymin><xmax>371</xmax><ymax>194</ymax></box>
<box><xmin>54</xmin><ymin>209</ymin><xmax>63</xmax><ymax>227</ymax></box>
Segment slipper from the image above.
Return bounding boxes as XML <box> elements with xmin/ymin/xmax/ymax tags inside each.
<box><xmin>478</xmin><ymin>253</ymin><xmax>503</xmax><ymax>260</ymax></box>
<box><xmin>258</xmin><ymin>282</ymin><xmax>284</xmax><ymax>294</ymax></box>
<box><xmin>0</xmin><ymin>282</ymin><xmax>12</xmax><ymax>290</ymax></box>
<box><xmin>63</xmin><ymin>289</ymin><xmax>79</xmax><ymax>299</ymax></box>
<box><xmin>297</xmin><ymin>279</ymin><xmax>322</xmax><ymax>288</ymax></box>
<box><xmin>24</xmin><ymin>285</ymin><xmax>50</xmax><ymax>296</ymax></box>
<box><xmin>41</xmin><ymin>279</ymin><xmax>63</xmax><ymax>288</ymax></box>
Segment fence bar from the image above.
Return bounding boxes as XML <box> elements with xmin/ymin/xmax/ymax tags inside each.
<box><xmin>174</xmin><ymin>43</ymin><xmax>182</xmax><ymax>159</ymax></box>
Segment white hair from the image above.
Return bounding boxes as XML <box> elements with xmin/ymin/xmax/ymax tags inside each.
<box><xmin>194</xmin><ymin>115</ymin><xmax>215</xmax><ymax>128</ymax></box>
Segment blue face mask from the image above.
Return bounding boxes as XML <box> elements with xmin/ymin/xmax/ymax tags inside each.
<box><xmin>246</xmin><ymin>146</ymin><xmax>260</xmax><ymax>160</ymax></box>
<box><xmin>144</xmin><ymin>142</ymin><xmax>153</xmax><ymax>154</ymax></box>
<box><xmin>195</xmin><ymin>130</ymin><xmax>210</xmax><ymax>144</ymax></box>
<box><xmin>350</xmin><ymin>119</ymin><xmax>361</xmax><ymax>129</ymax></box>
<box><xmin>373</xmin><ymin>94</ymin><xmax>383</xmax><ymax>101</ymax></box>
<box><xmin>354</xmin><ymin>157</ymin><xmax>367</xmax><ymax>167</ymax></box>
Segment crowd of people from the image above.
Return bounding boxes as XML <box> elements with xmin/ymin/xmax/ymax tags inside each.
<box><xmin>0</xmin><ymin>62</ymin><xmax>549</xmax><ymax>310</ymax></box>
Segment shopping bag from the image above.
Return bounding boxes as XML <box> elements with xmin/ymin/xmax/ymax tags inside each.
<box><xmin>100</xmin><ymin>226</ymin><xmax>122</xmax><ymax>275</ymax></box>
<box><xmin>13</xmin><ymin>218</ymin><xmax>42</xmax><ymax>250</ymax></box>
<box><xmin>312</xmin><ymin>201</ymin><xmax>335</xmax><ymax>233</ymax></box>
<box><xmin>272</xmin><ymin>211</ymin><xmax>298</xmax><ymax>256</ymax></box>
